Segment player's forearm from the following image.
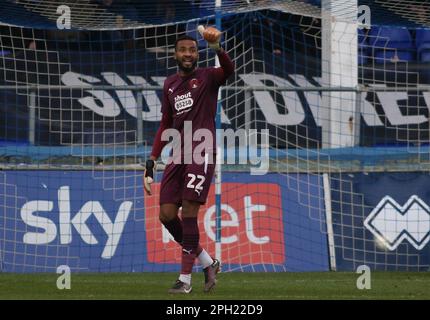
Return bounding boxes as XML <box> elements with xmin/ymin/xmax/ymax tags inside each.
<box><xmin>150</xmin><ymin>122</ymin><xmax>171</xmax><ymax>160</ymax></box>
<box><xmin>150</xmin><ymin>126</ymin><xmax>165</xmax><ymax>160</ymax></box>
<box><xmin>216</xmin><ymin>49</ymin><xmax>235</xmax><ymax>79</ymax></box>
<box><xmin>150</xmin><ymin>112</ymin><xmax>172</xmax><ymax>160</ymax></box>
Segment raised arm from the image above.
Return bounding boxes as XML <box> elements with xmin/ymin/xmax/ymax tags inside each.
<box><xmin>199</xmin><ymin>26</ymin><xmax>235</xmax><ymax>85</ymax></box>
<box><xmin>213</xmin><ymin>48</ymin><xmax>235</xmax><ymax>86</ymax></box>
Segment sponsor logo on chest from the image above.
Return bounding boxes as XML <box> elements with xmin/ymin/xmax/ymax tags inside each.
<box><xmin>174</xmin><ymin>91</ymin><xmax>194</xmax><ymax>113</ymax></box>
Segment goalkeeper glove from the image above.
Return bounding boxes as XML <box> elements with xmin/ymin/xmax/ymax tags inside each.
<box><xmin>143</xmin><ymin>159</ymin><xmax>156</xmax><ymax>195</ymax></box>
<box><xmin>198</xmin><ymin>25</ymin><xmax>221</xmax><ymax>51</ymax></box>
<box><xmin>208</xmin><ymin>41</ymin><xmax>220</xmax><ymax>51</ymax></box>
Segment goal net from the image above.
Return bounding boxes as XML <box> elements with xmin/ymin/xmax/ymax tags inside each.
<box><xmin>0</xmin><ymin>0</ymin><xmax>429</xmax><ymax>273</ymax></box>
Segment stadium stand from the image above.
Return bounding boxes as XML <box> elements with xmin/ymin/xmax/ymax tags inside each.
<box><xmin>416</xmin><ymin>28</ymin><xmax>430</xmax><ymax>62</ymax></box>
<box><xmin>368</xmin><ymin>26</ymin><xmax>415</xmax><ymax>63</ymax></box>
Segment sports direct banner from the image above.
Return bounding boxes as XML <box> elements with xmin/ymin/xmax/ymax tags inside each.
<box><xmin>0</xmin><ymin>171</ymin><xmax>329</xmax><ymax>272</ymax></box>
<box><xmin>330</xmin><ymin>172</ymin><xmax>430</xmax><ymax>271</ymax></box>
<box><xmin>1</xmin><ymin>29</ymin><xmax>430</xmax><ymax>148</ymax></box>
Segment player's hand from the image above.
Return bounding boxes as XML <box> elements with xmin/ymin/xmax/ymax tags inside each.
<box><xmin>143</xmin><ymin>159</ymin><xmax>156</xmax><ymax>195</ymax></box>
<box><xmin>198</xmin><ymin>25</ymin><xmax>221</xmax><ymax>51</ymax></box>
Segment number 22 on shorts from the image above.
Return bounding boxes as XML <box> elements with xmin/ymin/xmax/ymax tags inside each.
<box><xmin>187</xmin><ymin>173</ymin><xmax>205</xmax><ymax>196</ymax></box>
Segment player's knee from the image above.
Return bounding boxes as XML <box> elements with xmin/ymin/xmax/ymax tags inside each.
<box><xmin>159</xmin><ymin>209</ymin><xmax>176</xmax><ymax>224</ymax></box>
<box><xmin>159</xmin><ymin>212</ymin><xmax>171</xmax><ymax>224</ymax></box>
<box><xmin>181</xmin><ymin>200</ymin><xmax>200</xmax><ymax>218</ymax></box>
<box><xmin>159</xmin><ymin>204</ymin><xmax>179</xmax><ymax>224</ymax></box>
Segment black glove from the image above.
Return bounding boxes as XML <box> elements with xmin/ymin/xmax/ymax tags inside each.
<box><xmin>143</xmin><ymin>159</ymin><xmax>156</xmax><ymax>195</ymax></box>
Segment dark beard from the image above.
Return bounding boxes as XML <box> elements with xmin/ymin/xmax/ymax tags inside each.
<box><xmin>177</xmin><ymin>59</ymin><xmax>197</xmax><ymax>73</ymax></box>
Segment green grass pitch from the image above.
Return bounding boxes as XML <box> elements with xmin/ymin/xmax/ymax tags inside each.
<box><xmin>0</xmin><ymin>272</ymin><xmax>429</xmax><ymax>299</ymax></box>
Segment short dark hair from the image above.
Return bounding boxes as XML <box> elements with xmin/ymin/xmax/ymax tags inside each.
<box><xmin>174</xmin><ymin>35</ymin><xmax>198</xmax><ymax>51</ymax></box>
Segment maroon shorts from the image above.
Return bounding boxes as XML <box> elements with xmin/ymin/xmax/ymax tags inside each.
<box><xmin>159</xmin><ymin>157</ymin><xmax>215</xmax><ymax>206</ymax></box>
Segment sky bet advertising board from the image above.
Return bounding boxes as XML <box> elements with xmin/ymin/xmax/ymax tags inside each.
<box><xmin>0</xmin><ymin>170</ymin><xmax>329</xmax><ymax>272</ymax></box>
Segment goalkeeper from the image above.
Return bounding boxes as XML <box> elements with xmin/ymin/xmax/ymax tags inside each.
<box><xmin>144</xmin><ymin>26</ymin><xmax>234</xmax><ymax>294</ymax></box>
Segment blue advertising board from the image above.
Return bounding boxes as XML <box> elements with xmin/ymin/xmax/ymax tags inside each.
<box><xmin>0</xmin><ymin>170</ymin><xmax>329</xmax><ymax>272</ymax></box>
<box><xmin>330</xmin><ymin>172</ymin><xmax>430</xmax><ymax>271</ymax></box>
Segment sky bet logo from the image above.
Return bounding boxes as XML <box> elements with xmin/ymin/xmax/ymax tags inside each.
<box><xmin>364</xmin><ymin>195</ymin><xmax>430</xmax><ymax>251</ymax></box>
<box><xmin>145</xmin><ymin>183</ymin><xmax>285</xmax><ymax>264</ymax></box>
<box><xmin>20</xmin><ymin>186</ymin><xmax>132</xmax><ymax>259</ymax></box>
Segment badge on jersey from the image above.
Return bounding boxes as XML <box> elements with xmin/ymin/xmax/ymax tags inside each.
<box><xmin>189</xmin><ymin>78</ymin><xmax>199</xmax><ymax>89</ymax></box>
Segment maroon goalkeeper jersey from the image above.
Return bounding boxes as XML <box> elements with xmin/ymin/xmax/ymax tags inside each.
<box><xmin>151</xmin><ymin>50</ymin><xmax>234</xmax><ymax>161</ymax></box>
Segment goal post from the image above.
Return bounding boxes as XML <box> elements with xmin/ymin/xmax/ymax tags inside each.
<box><xmin>321</xmin><ymin>0</ymin><xmax>359</xmax><ymax>271</ymax></box>
<box><xmin>321</xmin><ymin>0</ymin><xmax>359</xmax><ymax>148</ymax></box>
<box><xmin>214</xmin><ymin>0</ymin><xmax>223</xmax><ymax>266</ymax></box>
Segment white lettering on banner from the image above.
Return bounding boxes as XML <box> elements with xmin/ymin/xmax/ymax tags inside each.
<box><xmin>21</xmin><ymin>186</ymin><xmax>133</xmax><ymax>259</ymax></box>
<box><xmin>61</xmin><ymin>71</ymin><xmax>430</xmax><ymax>127</ymax></box>
<box><xmin>422</xmin><ymin>91</ymin><xmax>430</xmax><ymax>115</ymax></box>
<box><xmin>163</xmin><ymin>196</ymin><xmax>270</xmax><ymax>245</ymax></box>
<box><xmin>244</xmin><ymin>196</ymin><xmax>269</xmax><ymax>244</ymax></box>
<box><xmin>357</xmin><ymin>92</ymin><xmax>385</xmax><ymax>127</ymax></box>
<box><xmin>290</xmin><ymin>75</ymin><xmax>325</xmax><ymax>127</ymax></box>
<box><xmin>102</xmin><ymin>72</ymin><xmax>138</xmax><ymax>118</ymax></box>
<box><xmin>128</xmin><ymin>75</ymin><xmax>162</xmax><ymax>121</ymax></box>
<box><xmin>104</xmin><ymin>73</ymin><xmax>163</xmax><ymax>121</ymax></box>
<box><xmin>370</xmin><ymin>85</ymin><xmax>427</xmax><ymax>125</ymax></box>
<box><xmin>240</xmin><ymin>73</ymin><xmax>428</xmax><ymax>127</ymax></box>
<box><xmin>291</xmin><ymin>75</ymin><xmax>385</xmax><ymax>127</ymax></box>
<box><xmin>61</xmin><ymin>71</ymin><xmax>121</xmax><ymax>117</ymax></box>
<box><xmin>239</xmin><ymin>74</ymin><xmax>305</xmax><ymax>126</ymax></box>
<box><xmin>21</xmin><ymin>200</ymin><xmax>56</xmax><ymax>244</ymax></box>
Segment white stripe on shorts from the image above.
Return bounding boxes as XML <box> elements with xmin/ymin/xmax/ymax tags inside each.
<box><xmin>204</xmin><ymin>153</ymin><xmax>208</xmax><ymax>174</ymax></box>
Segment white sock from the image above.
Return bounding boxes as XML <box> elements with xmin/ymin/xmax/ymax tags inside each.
<box><xmin>197</xmin><ymin>249</ymin><xmax>214</xmax><ymax>269</ymax></box>
<box><xmin>179</xmin><ymin>273</ymin><xmax>191</xmax><ymax>285</ymax></box>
